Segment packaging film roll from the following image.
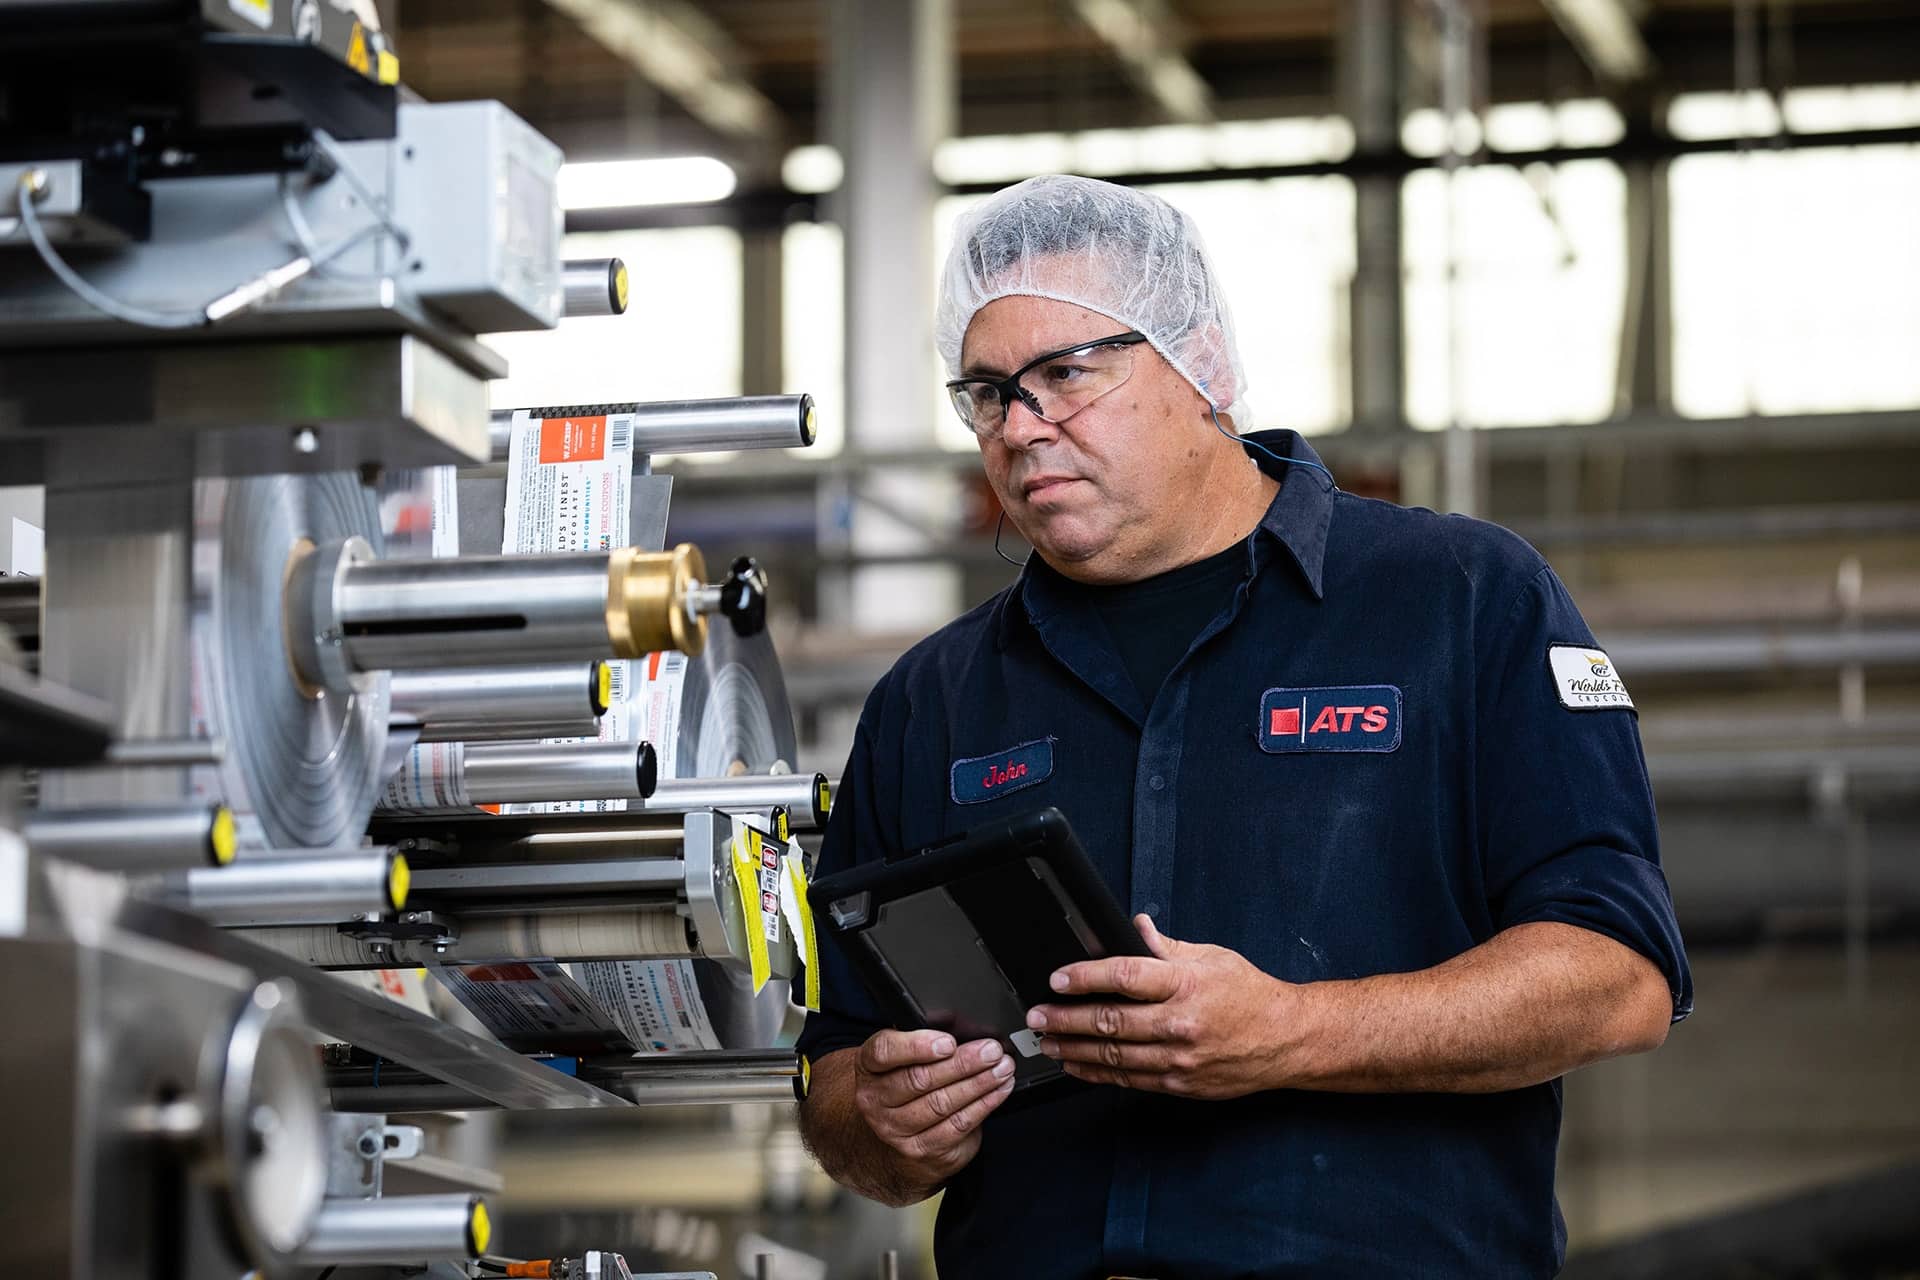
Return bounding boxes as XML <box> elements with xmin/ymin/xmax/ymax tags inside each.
<box><xmin>192</xmin><ymin>474</ymin><xmax>392</xmax><ymax>851</ymax></box>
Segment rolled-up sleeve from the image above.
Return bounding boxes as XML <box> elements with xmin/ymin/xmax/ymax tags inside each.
<box><xmin>796</xmin><ymin>683</ymin><xmax>898</xmax><ymax>1062</ymax></box>
<box><xmin>1476</xmin><ymin>563</ymin><xmax>1693</xmax><ymax>1021</ymax></box>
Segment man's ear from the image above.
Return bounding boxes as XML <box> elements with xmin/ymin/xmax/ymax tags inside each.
<box><xmin>1179</xmin><ymin>323</ymin><xmax>1238</xmax><ymax>410</ymax></box>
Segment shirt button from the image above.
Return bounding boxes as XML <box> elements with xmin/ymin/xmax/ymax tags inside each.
<box><xmin>1144</xmin><ymin>901</ymin><xmax>1161</xmax><ymax>917</ymax></box>
<box><xmin>1149</xmin><ymin>775</ymin><xmax>1165</xmax><ymax>791</ymax></box>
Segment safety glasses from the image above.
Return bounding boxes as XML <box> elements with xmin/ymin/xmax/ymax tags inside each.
<box><xmin>945</xmin><ymin>331</ymin><xmax>1149</xmax><ymax>441</ymax></box>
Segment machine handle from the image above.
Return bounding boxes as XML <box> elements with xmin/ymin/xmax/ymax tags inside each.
<box><xmin>719</xmin><ymin>556</ymin><xmax>768</xmax><ymax>637</ymax></box>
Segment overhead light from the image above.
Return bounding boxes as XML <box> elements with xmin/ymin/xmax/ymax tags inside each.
<box><xmin>781</xmin><ymin>145</ymin><xmax>843</xmax><ymax>195</ymax></box>
<box><xmin>1541</xmin><ymin>0</ymin><xmax>1653</xmax><ymax>85</ymax></box>
<box><xmin>557</xmin><ymin>156</ymin><xmax>737</xmax><ymax>211</ymax></box>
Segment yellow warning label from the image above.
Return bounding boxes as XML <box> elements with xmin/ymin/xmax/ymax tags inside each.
<box><xmin>346</xmin><ymin>22</ymin><xmax>371</xmax><ymax>76</ymax></box>
<box><xmin>729</xmin><ymin>829</ymin><xmax>772</xmax><ymax>993</ymax></box>
<box><xmin>786</xmin><ymin>854</ymin><xmax>821</xmax><ymax>1011</ymax></box>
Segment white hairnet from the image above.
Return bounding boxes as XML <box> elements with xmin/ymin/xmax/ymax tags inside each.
<box><xmin>935</xmin><ymin>174</ymin><xmax>1248</xmax><ymax>421</ymax></box>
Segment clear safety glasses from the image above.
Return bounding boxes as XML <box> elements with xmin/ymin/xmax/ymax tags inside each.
<box><xmin>944</xmin><ymin>331</ymin><xmax>1149</xmax><ymax>441</ymax></box>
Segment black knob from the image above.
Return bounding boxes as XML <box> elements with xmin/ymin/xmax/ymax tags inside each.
<box><xmin>634</xmin><ymin>741</ymin><xmax>658</xmax><ymax>799</ymax></box>
<box><xmin>719</xmin><ymin>556</ymin><xmax>768</xmax><ymax>637</ymax></box>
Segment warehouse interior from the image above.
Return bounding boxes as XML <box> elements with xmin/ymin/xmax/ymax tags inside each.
<box><xmin>0</xmin><ymin>0</ymin><xmax>1916</xmax><ymax>1276</ymax></box>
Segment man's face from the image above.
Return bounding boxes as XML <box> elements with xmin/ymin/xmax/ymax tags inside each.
<box><xmin>960</xmin><ymin>294</ymin><xmax>1219</xmax><ymax>583</ymax></box>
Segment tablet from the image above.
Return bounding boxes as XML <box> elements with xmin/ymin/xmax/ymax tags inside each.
<box><xmin>807</xmin><ymin>807</ymin><xmax>1149</xmax><ymax>1100</ymax></box>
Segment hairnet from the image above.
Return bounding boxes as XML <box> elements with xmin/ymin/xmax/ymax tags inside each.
<box><xmin>935</xmin><ymin>174</ymin><xmax>1248</xmax><ymax>421</ymax></box>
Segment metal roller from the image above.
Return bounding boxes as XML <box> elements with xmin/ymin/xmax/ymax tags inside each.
<box><xmin>294</xmin><ymin>1193</ymin><xmax>490</xmax><ymax>1265</ymax></box>
<box><xmin>287</xmin><ymin>539</ymin><xmax>767</xmax><ymax>683</ymax></box>
<box><xmin>457</xmin><ymin>740</ymin><xmax>658</xmax><ymax>806</ymax></box>
<box><xmin>643</xmin><ymin>772</ymin><xmax>832</xmax><ymax>829</ymax></box>
<box><xmin>24</xmin><ymin>803</ymin><xmax>236</xmax><ymax>871</ymax></box>
<box><xmin>161</xmin><ymin>849</ymin><xmax>409</xmax><ymax>925</ymax></box>
<box><xmin>235</xmin><ymin>905</ymin><xmax>695</xmax><ymax>969</ymax></box>
<box><xmin>389</xmin><ymin>661</ymin><xmax>610</xmax><ymax>742</ymax></box>
<box><xmin>327</xmin><ymin>1049</ymin><xmax>802</xmax><ymax>1112</ymax></box>
<box><xmin>562</xmin><ymin>257</ymin><xmax>629</xmax><ymax>318</ymax></box>
<box><xmin>489</xmin><ymin>393</ymin><xmax>817</xmax><ymax>462</ymax></box>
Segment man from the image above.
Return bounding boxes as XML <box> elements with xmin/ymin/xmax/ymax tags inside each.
<box><xmin>797</xmin><ymin>174</ymin><xmax>1690</xmax><ymax>1278</ymax></box>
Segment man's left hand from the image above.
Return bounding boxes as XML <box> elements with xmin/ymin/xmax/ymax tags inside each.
<box><xmin>1026</xmin><ymin>914</ymin><xmax>1306</xmax><ymax>1099</ymax></box>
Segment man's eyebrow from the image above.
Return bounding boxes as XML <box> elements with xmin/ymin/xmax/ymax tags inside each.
<box><xmin>959</xmin><ymin>358</ymin><xmax>1008</xmax><ymax>379</ymax></box>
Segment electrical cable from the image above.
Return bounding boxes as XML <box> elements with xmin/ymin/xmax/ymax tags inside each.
<box><xmin>14</xmin><ymin>171</ymin><xmax>208</xmax><ymax>329</ymax></box>
<box><xmin>1210</xmin><ymin>406</ymin><xmax>1338</xmax><ymax>489</ymax></box>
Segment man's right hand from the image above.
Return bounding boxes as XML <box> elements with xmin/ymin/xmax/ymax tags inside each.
<box><xmin>853</xmin><ymin>1028</ymin><xmax>1018</xmax><ymax>1178</ymax></box>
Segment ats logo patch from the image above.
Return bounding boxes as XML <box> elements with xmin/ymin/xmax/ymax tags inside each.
<box><xmin>1257</xmin><ymin>685</ymin><xmax>1402</xmax><ymax>754</ymax></box>
<box><xmin>950</xmin><ymin>737</ymin><xmax>1054</xmax><ymax>805</ymax></box>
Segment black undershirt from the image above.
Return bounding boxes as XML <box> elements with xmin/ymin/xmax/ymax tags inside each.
<box><xmin>1063</xmin><ymin>540</ymin><xmax>1249</xmax><ymax>705</ymax></box>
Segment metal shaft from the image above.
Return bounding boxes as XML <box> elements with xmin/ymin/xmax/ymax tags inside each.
<box><xmin>562</xmin><ymin>256</ymin><xmax>628</xmax><ymax>317</ymax></box>
<box><xmin>408</xmin><ymin>857</ymin><xmax>685</xmax><ymax>906</ymax></box>
<box><xmin>329</xmin><ymin>1050</ymin><xmax>802</xmax><ymax>1112</ymax></box>
<box><xmin>235</xmin><ymin>905</ymin><xmax>694</xmax><ymax>968</ymax></box>
<box><xmin>166</xmin><ymin>850</ymin><xmax>408</xmax><ymax>925</ymax></box>
<box><xmin>24</xmin><ymin>803</ymin><xmax>234</xmax><ymax>870</ymax></box>
<box><xmin>313</xmin><ymin>541</ymin><xmax>711</xmax><ymax>674</ymax></box>
<box><xmin>643</xmin><ymin>772</ymin><xmax>832</xmax><ymax>830</ymax></box>
<box><xmin>458</xmin><ymin>740</ymin><xmax>659</xmax><ymax>805</ymax></box>
<box><xmin>489</xmin><ymin>393</ymin><xmax>817</xmax><ymax>461</ymax></box>
<box><xmin>389</xmin><ymin>661</ymin><xmax>609</xmax><ymax>742</ymax></box>
<box><xmin>294</xmin><ymin>1194</ymin><xmax>489</xmax><ymax>1264</ymax></box>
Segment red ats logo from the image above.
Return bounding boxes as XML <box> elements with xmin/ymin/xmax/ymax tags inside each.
<box><xmin>1259</xmin><ymin>685</ymin><xmax>1403</xmax><ymax>755</ymax></box>
<box><xmin>1269</xmin><ymin>704</ymin><xmax>1391</xmax><ymax>737</ymax></box>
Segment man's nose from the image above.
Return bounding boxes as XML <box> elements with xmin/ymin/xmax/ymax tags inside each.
<box><xmin>999</xmin><ymin>391</ymin><xmax>1056</xmax><ymax>449</ymax></box>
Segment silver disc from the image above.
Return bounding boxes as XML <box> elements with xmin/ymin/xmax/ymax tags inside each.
<box><xmin>200</xmin><ymin>474</ymin><xmax>390</xmax><ymax>850</ymax></box>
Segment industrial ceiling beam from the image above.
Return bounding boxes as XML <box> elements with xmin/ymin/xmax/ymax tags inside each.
<box><xmin>538</xmin><ymin>0</ymin><xmax>781</xmax><ymax>142</ymax></box>
<box><xmin>1539</xmin><ymin>0</ymin><xmax>1654</xmax><ymax>85</ymax></box>
<box><xmin>1068</xmin><ymin>0</ymin><xmax>1214</xmax><ymax>125</ymax></box>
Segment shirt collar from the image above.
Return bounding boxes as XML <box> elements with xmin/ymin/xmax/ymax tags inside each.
<box><xmin>993</xmin><ymin>428</ymin><xmax>1335</xmax><ymax>647</ymax></box>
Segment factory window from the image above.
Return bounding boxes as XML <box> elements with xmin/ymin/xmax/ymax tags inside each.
<box><xmin>1402</xmin><ymin>158</ymin><xmax>1627</xmax><ymax>429</ymax></box>
<box><xmin>1668</xmin><ymin>86</ymin><xmax>1920</xmax><ymax>418</ymax></box>
<box><xmin>1140</xmin><ymin>177</ymin><xmax>1355</xmax><ymax>436</ymax></box>
<box><xmin>484</xmin><ymin>227</ymin><xmax>743</xmax><ymax>411</ymax></box>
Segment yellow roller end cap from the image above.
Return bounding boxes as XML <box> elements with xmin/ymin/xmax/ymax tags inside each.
<box><xmin>388</xmin><ymin>853</ymin><xmax>412</xmax><ymax>912</ymax></box>
<box><xmin>613</xmin><ymin>262</ymin><xmax>630</xmax><ymax>313</ymax></box>
<box><xmin>468</xmin><ymin>1199</ymin><xmax>491</xmax><ymax>1257</ymax></box>
<box><xmin>817</xmin><ymin>779</ymin><xmax>832</xmax><ymax>816</ymax></box>
<box><xmin>210</xmin><ymin>807</ymin><xmax>238</xmax><ymax>867</ymax></box>
<box><xmin>595</xmin><ymin>660</ymin><xmax>613</xmax><ymax>715</ymax></box>
<box><xmin>377</xmin><ymin>50</ymin><xmax>400</xmax><ymax>85</ymax></box>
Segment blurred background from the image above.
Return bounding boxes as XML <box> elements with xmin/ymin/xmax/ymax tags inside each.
<box><xmin>386</xmin><ymin>0</ymin><xmax>1919</xmax><ymax>1274</ymax></box>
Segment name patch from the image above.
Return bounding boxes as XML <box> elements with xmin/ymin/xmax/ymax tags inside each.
<box><xmin>1257</xmin><ymin>685</ymin><xmax>1402</xmax><ymax>754</ymax></box>
<box><xmin>950</xmin><ymin>737</ymin><xmax>1054</xmax><ymax>805</ymax></box>
<box><xmin>1548</xmin><ymin>645</ymin><xmax>1635</xmax><ymax>711</ymax></box>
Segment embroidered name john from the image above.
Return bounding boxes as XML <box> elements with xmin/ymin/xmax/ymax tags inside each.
<box><xmin>950</xmin><ymin>738</ymin><xmax>1055</xmax><ymax>804</ymax></box>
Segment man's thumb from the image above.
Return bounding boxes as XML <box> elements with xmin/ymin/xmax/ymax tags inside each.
<box><xmin>1136</xmin><ymin>912</ymin><xmax>1182</xmax><ymax>959</ymax></box>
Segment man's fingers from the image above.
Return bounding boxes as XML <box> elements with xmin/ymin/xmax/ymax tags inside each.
<box><xmin>1047</xmin><ymin>953</ymin><xmax>1181</xmax><ymax>1001</ymax></box>
<box><xmin>896</xmin><ymin>1074</ymin><xmax>1017</xmax><ymax>1159</ymax></box>
<box><xmin>1039</xmin><ymin>1034</ymin><xmax>1179</xmax><ymax>1072</ymax></box>
<box><xmin>893</xmin><ymin>1053</ymin><xmax>1018</xmax><ymax>1137</ymax></box>
<box><xmin>1061</xmin><ymin>1061</ymin><xmax>1170</xmax><ymax>1093</ymax></box>
<box><xmin>868</xmin><ymin>1038</ymin><xmax>1006</xmax><ymax>1107</ymax></box>
<box><xmin>857</xmin><ymin>1028</ymin><xmax>956</xmax><ymax>1074</ymax></box>
<box><xmin>1024</xmin><ymin>1001</ymin><xmax>1164</xmax><ymax>1041</ymax></box>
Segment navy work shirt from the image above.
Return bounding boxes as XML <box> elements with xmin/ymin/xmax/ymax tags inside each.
<box><xmin>799</xmin><ymin>430</ymin><xmax>1692</xmax><ymax>1279</ymax></box>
